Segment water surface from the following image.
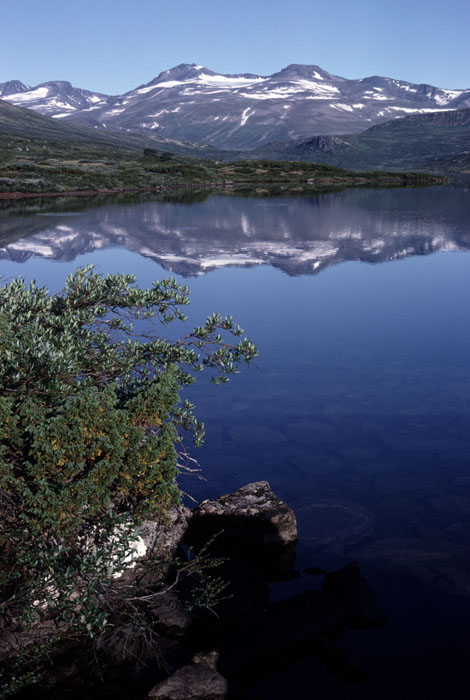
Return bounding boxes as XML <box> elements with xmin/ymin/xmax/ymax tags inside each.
<box><xmin>1</xmin><ymin>184</ymin><xmax>470</xmax><ymax>698</ymax></box>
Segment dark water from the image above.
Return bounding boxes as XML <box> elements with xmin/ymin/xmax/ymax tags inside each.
<box><xmin>1</xmin><ymin>184</ymin><xmax>470</xmax><ymax>698</ymax></box>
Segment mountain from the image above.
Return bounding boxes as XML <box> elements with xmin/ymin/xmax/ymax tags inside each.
<box><xmin>2</xmin><ymin>64</ymin><xmax>470</xmax><ymax>150</ymax></box>
<box><xmin>0</xmin><ymin>98</ymin><xmax>231</xmax><ymax>161</ymax></box>
<box><xmin>0</xmin><ymin>80</ymin><xmax>108</xmax><ymax>116</ymax></box>
<box><xmin>251</xmin><ymin>108</ymin><xmax>470</xmax><ymax>170</ymax></box>
<box><xmin>0</xmin><ymin>80</ymin><xmax>30</xmax><ymax>96</ymax></box>
<box><xmin>5</xmin><ymin>98</ymin><xmax>433</xmax><ymax>194</ymax></box>
<box><xmin>0</xmin><ymin>97</ymin><xmax>131</xmax><ymax>146</ymax></box>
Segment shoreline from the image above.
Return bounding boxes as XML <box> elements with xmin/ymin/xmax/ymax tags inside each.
<box><xmin>0</xmin><ymin>182</ymin><xmax>221</xmax><ymax>201</ymax></box>
<box><xmin>0</xmin><ymin>173</ymin><xmax>445</xmax><ymax>201</ymax></box>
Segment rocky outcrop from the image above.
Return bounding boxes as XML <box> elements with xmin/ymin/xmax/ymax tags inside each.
<box><xmin>148</xmin><ymin>663</ymin><xmax>228</xmax><ymax>699</ymax></box>
<box><xmin>136</xmin><ymin>505</ymin><xmax>192</xmax><ymax>583</ymax></box>
<box><xmin>184</xmin><ymin>481</ymin><xmax>297</xmax><ymax>579</ymax></box>
<box><xmin>148</xmin><ymin>590</ymin><xmax>192</xmax><ymax>636</ymax></box>
<box><xmin>7</xmin><ymin>482</ymin><xmax>384</xmax><ymax>699</ymax></box>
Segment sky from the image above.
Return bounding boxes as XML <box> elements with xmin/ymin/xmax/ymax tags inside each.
<box><xmin>1</xmin><ymin>0</ymin><xmax>470</xmax><ymax>94</ymax></box>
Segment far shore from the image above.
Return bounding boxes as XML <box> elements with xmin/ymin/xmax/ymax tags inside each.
<box><xmin>0</xmin><ymin>173</ymin><xmax>446</xmax><ymax>201</ymax></box>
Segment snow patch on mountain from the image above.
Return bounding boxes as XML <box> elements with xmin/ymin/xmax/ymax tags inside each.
<box><xmin>240</xmin><ymin>108</ymin><xmax>253</xmax><ymax>126</ymax></box>
<box><xmin>8</xmin><ymin>86</ymin><xmax>50</xmax><ymax>101</ymax></box>
<box><xmin>434</xmin><ymin>90</ymin><xmax>463</xmax><ymax>105</ymax></box>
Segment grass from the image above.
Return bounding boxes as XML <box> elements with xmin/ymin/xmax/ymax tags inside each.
<box><xmin>0</xmin><ymin>142</ymin><xmax>445</xmax><ymax>196</ymax></box>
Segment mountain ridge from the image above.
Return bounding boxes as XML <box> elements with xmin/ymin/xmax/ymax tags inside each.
<box><xmin>2</xmin><ymin>63</ymin><xmax>470</xmax><ymax>150</ymax></box>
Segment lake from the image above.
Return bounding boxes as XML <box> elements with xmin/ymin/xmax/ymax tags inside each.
<box><xmin>1</xmin><ymin>182</ymin><xmax>470</xmax><ymax>698</ymax></box>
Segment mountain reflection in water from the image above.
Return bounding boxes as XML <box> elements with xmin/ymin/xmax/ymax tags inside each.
<box><xmin>1</xmin><ymin>185</ymin><xmax>470</xmax><ymax>276</ymax></box>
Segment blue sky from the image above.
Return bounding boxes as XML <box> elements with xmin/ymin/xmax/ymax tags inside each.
<box><xmin>2</xmin><ymin>0</ymin><xmax>469</xmax><ymax>94</ymax></box>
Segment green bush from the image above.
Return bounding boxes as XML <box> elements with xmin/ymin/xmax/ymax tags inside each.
<box><xmin>0</xmin><ymin>266</ymin><xmax>257</xmax><ymax>693</ymax></box>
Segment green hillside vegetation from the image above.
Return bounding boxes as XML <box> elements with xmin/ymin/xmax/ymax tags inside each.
<box><xmin>253</xmin><ymin>108</ymin><xmax>470</xmax><ymax>171</ymax></box>
<box><xmin>422</xmin><ymin>150</ymin><xmax>470</xmax><ymax>173</ymax></box>
<box><xmin>0</xmin><ymin>99</ymin><xmax>444</xmax><ymax>194</ymax></box>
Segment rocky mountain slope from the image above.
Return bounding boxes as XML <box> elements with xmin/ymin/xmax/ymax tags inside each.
<box><xmin>0</xmin><ymin>79</ymin><xmax>107</xmax><ymax>116</ymax></box>
<box><xmin>2</xmin><ymin>64</ymin><xmax>470</xmax><ymax>149</ymax></box>
<box><xmin>0</xmin><ymin>97</ymin><xmax>229</xmax><ymax>160</ymax></box>
<box><xmin>252</xmin><ymin>108</ymin><xmax>470</xmax><ymax>170</ymax></box>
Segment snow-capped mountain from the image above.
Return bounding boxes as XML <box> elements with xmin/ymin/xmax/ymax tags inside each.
<box><xmin>0</xmin><ymin>80</ymin><xmax>108</xmax><ymax>117</ymax></box>
<box><xmin>2</xmin><ymin>64</ymin><xmax>470</xmax><ymax>149</ymax></box>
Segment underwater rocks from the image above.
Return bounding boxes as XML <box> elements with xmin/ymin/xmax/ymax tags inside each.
<box><xmin>144</xmin><ymin>481</ymin><xmax>384</xmax><ymax>699</ymax></box>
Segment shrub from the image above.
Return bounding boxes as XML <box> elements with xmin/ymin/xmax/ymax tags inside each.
<box><xmin>0</xmin><ymin>266</ymin><xmax>257</xmax><ymax>693</ymax></box>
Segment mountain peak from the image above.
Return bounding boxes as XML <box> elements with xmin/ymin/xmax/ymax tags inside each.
<box><xmin>271</xmin><ymin>64</ymin><xmax>334</xmax><ymax>81</ymax></box>
<box><xmin>38</xmin><ymin>80</ymin><xmax>74</xmax><ymax>93</ymax></box>
<box><xmin>0</xmin><ymin>80</ymin><xmax>30</xmax><ymax>96</ymax></box>
<box><xmin>152</xmin><ymin>63</ymin><xmax>214</xmax><ymax>84</ymax></box>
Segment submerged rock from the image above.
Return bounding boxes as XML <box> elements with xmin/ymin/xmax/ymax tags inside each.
<box><xmin>208</xmin><ymin>556</ymin><xmax>270</xmax><ymax>621</ymax></box>
<box><xmin>184</xmin><ymin>481</ymin><xmax>297</xmax><ymax>579</ymax></box>
<box><xmin>322</xmin><ymin>561</ymin><xmax>386</xmax><ymax>629</ymax></box>
<box><xmin>216</xmin><ymin>588</ymin><xmax>346</xmax><ymax>681</ymax></box>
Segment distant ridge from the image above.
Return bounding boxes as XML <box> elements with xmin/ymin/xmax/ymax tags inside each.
<box><xmin>2</xmin><ymin>63</ymin><xmax>470</xmax><ymax>149</ymax></box>
<box><xmin>250</xmin><ymin>108</ymin><xmax>470</xmax><ymax>171</ymax></box>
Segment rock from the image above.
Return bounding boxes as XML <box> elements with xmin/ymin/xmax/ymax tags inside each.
<box><xmin>148</xmin><ymin>663</ymin><xmax>228</xmax><ymax>699</ymax></box>
<box><xmin>304</xmin><ymin>566</ymin><xmax>328</xmax><ymax>576</ymax></box>
<box><xmin>184</xmin><ymin>481</ymin><xmax>297</xmax><ymax>579</ymax></box>
<box><xmin>192</xmin><ymin>649</ymin><xmax>220</xmax><ymax>670</ymax></box>
<box><xmin>313</xmin><ymin>638</ymin><xmax>367</xmax><ymax>683</ymax></box>
<box><xmin>148</xmin><ymin>590</ymin><xmax>191</xmax><ymax>636</ymax></box>
<box><xmin>184</xmin><ymin>556</ymin><xmax>270</xmax><ymax>634</ymax></box>
<box><xmin>140</xmin><ymin>505</ymin><xmax>192</xmax><ymax>563</ymax></box>
<box><xmin>209</xmin><ymin>557</ymin><xmax>270</xmax><ymax>621</ymax></box>
<box><xmin>134</xmin><ymin>506</ymin><xmax>192</xmax><ymax>584</ymax></box>
<box><xmin>322</xmin><ymin>562</ymin><xmax>386</xmax><ymax>629</ymax></box>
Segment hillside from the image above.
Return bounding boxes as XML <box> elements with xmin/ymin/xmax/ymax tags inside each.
<box><xmin>0</xmin><ymin>98</ymin><xmax>230</xmax><ymax>160</ymax></box>
<box><xmin>0</xmin><ymin>99</ymin><xmax>444</xmax><ymax>194</ymax></box>
<box><xmin>252</xmin><ymin>109</ymin><xmax>470</xmax><ymax>171</ymax></box>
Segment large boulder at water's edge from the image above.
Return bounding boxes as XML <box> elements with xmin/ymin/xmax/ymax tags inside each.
<box><xmin>184</xmin><ymin>481</ymin><xmax>297</xmax><ymax>579</ymax></box>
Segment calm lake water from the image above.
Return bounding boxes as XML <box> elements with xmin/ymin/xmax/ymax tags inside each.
<box><xmin>1</xmin><ymin>183</ymin><xmax>470</xmax><ymax>698</ymax></box>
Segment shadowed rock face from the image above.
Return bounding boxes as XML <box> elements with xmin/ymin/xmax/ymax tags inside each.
<box><xmin>184</xmin><ymin>481</ymin><xmax>298</xmax><ymax>579</ymax></box>
<box><xmin>1</xmin><ymin>185</ymin><xmax>470</xmax><ymax>277</ymax></box>
<box><xmin>148</xmin><ymin>664</ymin><xmax>228</xmax><ymax>700</ymax></box>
